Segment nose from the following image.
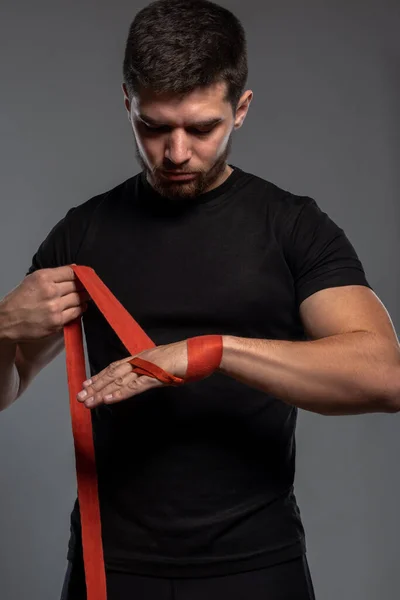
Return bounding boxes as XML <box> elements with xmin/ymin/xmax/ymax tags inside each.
<box><xmin>164</xmin><ymin>130</ymin><xmax>192</xmax><ymax>166</ymax></box>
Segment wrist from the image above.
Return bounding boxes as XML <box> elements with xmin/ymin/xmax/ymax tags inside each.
<box><xmin>185</xmin><ymin>334</ymin><xmax>224</xmax><ymax>382</ymax></box>
<box><xmin>218</xmin><ymin>334</ymin><xmax>238</xmax><ymax>372</ymax></box>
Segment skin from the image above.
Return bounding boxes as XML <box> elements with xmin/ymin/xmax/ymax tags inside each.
<box><xmin>122</xmin><ymin>80</ymin><xmax>253</xmax><ymax>201</ymax></box>
<box><xmin>77</xmin><ymin>342</ymin><xmax>188</xmax><ymax>408</ymax></box>
<box><xmin>76</xmin><ymin>82</ymin><xmax>400</xmax><ymax>415</ymax></box>
<box><xmin>77</xmin><ymin>80</ymin><xmax>254</xmax><ymax>408</ymax></box>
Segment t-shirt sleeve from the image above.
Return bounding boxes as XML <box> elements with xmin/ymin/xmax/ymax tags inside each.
<box><xmin>25</xmin><ymin>206</ymin><xmax>82</xmax><ymax>277</ymax></box>
<box><xmin>280</xmin><ymin>196</ymin><xmax>374</xmax><ymax>307</ymax></box>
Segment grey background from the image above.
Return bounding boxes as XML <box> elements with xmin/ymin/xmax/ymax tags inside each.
<box><xmin>0</xmin><ymin>0</ymin><xmax>399</xmax><ymax>598</ymax></box>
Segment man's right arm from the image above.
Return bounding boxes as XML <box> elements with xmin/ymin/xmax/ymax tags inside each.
<box><xmin>0</xmin><ymin>337</ymin><xmax>20</xmax><ymax>411</ymax></box>
<box><xmin>0</xmin><ymin>331</ymin><xmax>65</xmax><ymax>411</ymax></box>
<box><xmin>0</xmin><ymin>266</ymin><xmax>90</xmax><ymax>412</ymax></box>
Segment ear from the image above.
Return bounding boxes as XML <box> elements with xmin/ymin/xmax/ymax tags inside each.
<box><xmin>121</xmin><ymin>83</ymin><xmax>131</xmax><ymax>120</ymax></box>
<box><xmin>234</xmin><ymin>90</ymin><xmax>253</xmax><ymax>130</ymax></box>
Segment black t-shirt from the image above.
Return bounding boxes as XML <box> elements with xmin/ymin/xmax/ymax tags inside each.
<box><xmin>26</xmin><ymin>165</ymin><xmax>373</xmax><ymax>577</ymax></box>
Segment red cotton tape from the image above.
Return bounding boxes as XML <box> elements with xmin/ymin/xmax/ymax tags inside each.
<box><xmin>185</xmin><ymin>335</ymin><xmax>223</xmax><ymax>382</ymax></box>
<box><xmin>63</xmin><ymin>264</ymin><xmax>223</xmax><ymax>600</ymax></box>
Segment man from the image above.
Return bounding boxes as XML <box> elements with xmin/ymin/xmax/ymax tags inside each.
<box><xmin>0</xmin><ymin>0</ymin><xmax>399</xmax><ymax>598</ymax></box>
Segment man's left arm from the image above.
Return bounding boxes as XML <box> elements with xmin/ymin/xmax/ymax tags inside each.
<box><xmin>218</xmin><ymin>285</ymin><xmax>400</xmax><ymax>416</ymax></box>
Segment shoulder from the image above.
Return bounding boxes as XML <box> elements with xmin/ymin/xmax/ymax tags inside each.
<box><xmin>233</xmin><ymin>165</ymin><xmax>317</xmax><ymax>224</ymax></box>
<box><xmin>234</xmin><ymin>165</ymin><xmax>312</xmax><ymax>205</ymax></box>
<box><xmin>47</xmin><ymin>174</ymin><xmax>139</xmax><ymax>241</ymax></box>
<box><xmin>64</xmin><ymin>174</ymin><xmax>138</xmax><ymax>223</ymax></box>
<box><xmin>26</xmin><ymin>175</ymin><xmax>138</xmax><ymax>275</ymax></box>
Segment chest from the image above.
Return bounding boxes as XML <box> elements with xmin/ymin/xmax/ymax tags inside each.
<box><xmin>77</xmin><ymin>204</ymin><xmax>305</xmax><ymax>368</ymax></box>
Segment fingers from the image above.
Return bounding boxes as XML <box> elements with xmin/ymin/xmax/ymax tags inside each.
<box><xmin>86</xmin><ymin>362</ymin><xmax>134</xmax><ymax>393</ymax></box>
<box><xmin>78</xmin><ymin>369</ymin><xmax>138</xmax><ymax>408</ymax></box>
<box><xmin>56</xmin><ymin>292</ymin><xmax>89</xmax><ymax>319</ymax></box>
<box><xmin>32</xmin><ymin>267</ymin><xmax>91</xmax><ymax>306</ymax></box>
<box><xmin>76</xmin><ymin>360</ymin><xmax>161</xmax><ymax>408</ymax></box>
<box><xmin>52</xmin><ymin>270</ymin><xmax>91</xmax><ymax>308</ymax></box>
<box><xmin>40</xmin><ymin>267</ymin><xmax>91</xmax><ymax>301</ymax></box>
<box><xmin>94</xmin><ymin>373</ymin><xmax>139</xmax><ymax>406</ymax></box>
<box><xmin>56</xmin><ymin>280</ymin><xmax>89</xmax><ymax>297</ymax></box>
<box><xmin>63</xmin><ymin>290</ymin><xmax>91</xmax><ymax>307</ymax></box>
<box><xmin>51</xmin><ymin>265</ymin><xmax>77</xmax><ymax>282</ymax></box>
<box><xmin>60</xmin><ymin>305</ymin><xmax>89</xmax><ymax>325</ymax></box>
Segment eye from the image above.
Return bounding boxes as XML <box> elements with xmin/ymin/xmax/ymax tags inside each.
<box><xmin>142</xmin><ymin>123</ymin><xmax>214</xmax><ymax>136</ymax></box>
<box><xmin>142</xmin><ymin>123</ymin><xmax>169</xmax><ymax>133</ymax></box>
<box><xmin>189</xmin><ymin>128</ymin><xmax>213</xmax><ymax>136</ymax></box>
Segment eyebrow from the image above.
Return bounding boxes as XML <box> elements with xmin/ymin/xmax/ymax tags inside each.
<box><xmin>138</xmin><ymin>114</ymin><xmax>224</xmax><ymax>128</ymax></box>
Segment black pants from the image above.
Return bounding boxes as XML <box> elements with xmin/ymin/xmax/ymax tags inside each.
<box><xmin>60</xmin><ymin>554</ymin><xmax>316</xmax><ymax>600</ymax></box>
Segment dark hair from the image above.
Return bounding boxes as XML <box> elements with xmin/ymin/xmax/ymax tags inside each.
<box><xmin>123</xmin><ymin>0</ymin><xmax>248</xmax><ymax>114</ymax></box>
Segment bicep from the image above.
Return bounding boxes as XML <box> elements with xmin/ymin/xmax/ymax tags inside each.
<box><xmin>299</xmin><ymin>285</ymin><xmax>400</xmax><ymax>347</ymax></box>
<box><xmin>15</xmin><ymin>331</ymin><xmax>65</xmax><ymax>399</ymax></box>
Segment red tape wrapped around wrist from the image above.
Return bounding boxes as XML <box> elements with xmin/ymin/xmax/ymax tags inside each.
<box><xmin>128</xmin><ymin>334</ymin><xmax>223</xmax><ymax>384</ymax></box>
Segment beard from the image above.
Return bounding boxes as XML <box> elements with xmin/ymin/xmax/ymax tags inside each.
<box><xmin>133</xmin><ymin>133</ymin><xmax>233</xmax><ymax>203</ymax></box>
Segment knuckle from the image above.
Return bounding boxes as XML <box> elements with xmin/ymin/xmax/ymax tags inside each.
<box><xmin>35</xmin><ymin>269</ymin><xmax>48</xmax><ymax>282</ymax></box>
<box><xmin>105</xmin><ymin>390</ymin><xmax>120</xmax><ymax>403</ymax></box>
<box><xmin>36</xmin><ymin>271</ymin><xmax>53</xmax><ymax>291</ymax></box>
<box><xmin>48</xmin><ymin>309</ymin><xmax>62</xmax><ymax>328</ymax></box>
<box><xmin>90</xmin><ymin>378</ymin><xmax>101</xmax><ymax>391</ymax></box>
<box><xmin>41</xmin><ymin>282</ymin><xmax>57</xmax><ymax>300</ymax></box>
<box><xmin>47</xmin><ymin>300</ymin><xmax>61</xmax><ymax>319</ymax></box>
<box><xmin>47</xmin><ymin>299</ymin><xmax>58</xmax><ymax>312</ymax></box>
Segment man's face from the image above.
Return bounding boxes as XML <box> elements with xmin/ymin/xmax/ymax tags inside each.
<box><xmin>123</xmin><ymin>81</ymin><xmax>251</xmax><ymax>201</ymax></box>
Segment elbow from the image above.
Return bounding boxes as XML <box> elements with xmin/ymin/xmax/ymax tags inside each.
<box><xmin>384</xmin><ymin>394</ymin><xmax>400</xmax><ymax>414</ymax></box>
<box><xmin>380</xmin><ymin>363</ymin><xmax>400</xmax><ymax>414</ymax></box>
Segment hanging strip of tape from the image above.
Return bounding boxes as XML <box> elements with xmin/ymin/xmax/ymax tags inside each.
<box><xmin>63</xmin><ymin>264</ymin><xmax>223</xmax><ymax>600</ymax></box>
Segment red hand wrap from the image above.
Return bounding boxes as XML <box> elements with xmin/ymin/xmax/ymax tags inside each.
<box><xmin>185</xmin><ymin>334</ymin><xmax>223</xmax><ymax>381</ymax></box>
<box><xmin>128</xmin><ymin>334</ymin><xmax>223</xmax><ymax>384</ymax></box>
<box><xmin>63</xmin><ymin>264</ymin><xmax>223</xmax><ymax>600</ymax></box>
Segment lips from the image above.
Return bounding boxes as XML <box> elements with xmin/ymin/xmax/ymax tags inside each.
<box><xmin>161</xmin><ymin>172</ymin><xmax>197</xmax><ymax>181</ymax></box>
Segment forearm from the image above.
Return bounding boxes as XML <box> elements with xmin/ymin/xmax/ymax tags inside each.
<box><xmin>218</xmin><ymin>332</ymin><xmax>400</xmax><ymax>416</ymax></box>
<box><xmin>0</xmin><ymin>324</ymin><xmax>20</xmax><ymax>412</ymax></box>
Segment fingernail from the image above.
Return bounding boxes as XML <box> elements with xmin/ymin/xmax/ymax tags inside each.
<box><xmin>83</xmin><ymin>379</ymin><xmax>92</xmax><ymax>386</ymax></box>
<box><xmin>77</xmin><ymin>390</ymin><xmax>87</xmax><ymax>399</ymax></box>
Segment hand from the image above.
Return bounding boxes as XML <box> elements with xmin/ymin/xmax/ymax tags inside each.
<box><xmin>77</xmin><ymin>340</ymin><xmax>188</xmax><ymax>408</ymax></box>
<box><xmin>1</xmin><ymin>266</ymin><xmax>91</xmax><ymax>343</ymax></box>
